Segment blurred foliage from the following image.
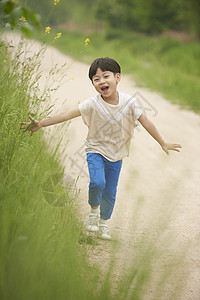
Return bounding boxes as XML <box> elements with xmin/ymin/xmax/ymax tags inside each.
<box><xmin>22</xmin><ymin>0</ymin><xmax>94</xmax><ymax>26</ymax></box>
<box><xmin>94</xmin><ymin>0</ymin><xmax>200</xmax><ymax>35</ymax></box>
<box><xmin>21</xmin><ymin>0</ymin><xmax>200</xmax><ymax>35</ymax></box>
<box><xmin>0</xmin><ymin>0</ymin><xmax>41</xmax><ymax>37</ymax></box>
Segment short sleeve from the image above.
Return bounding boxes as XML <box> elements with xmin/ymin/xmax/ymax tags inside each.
<box><xmin>78</xmin><ymin>98</ymin><xmax>93</xmax><ymax>126</ymax></box>
<box><xmin>132</xmin><ymin>99</ymin><xmax>144</xmax><ymax>120</ymax></box>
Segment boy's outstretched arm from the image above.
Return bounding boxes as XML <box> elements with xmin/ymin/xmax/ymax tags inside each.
<box><xmin>138</xmin><ymin>113</ymin><xmax>182</xmax><ymax>155</ymax></box>
<box><xmin>20</xmin><ymin>107</ymin><xmax>81</xmax><ymax>136</ymax></box>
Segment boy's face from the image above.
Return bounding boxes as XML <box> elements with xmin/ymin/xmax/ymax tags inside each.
<box><xmin>92</xmin><ymin>68</ymin><xmax>120</xmax><ymax>99</ymax></box>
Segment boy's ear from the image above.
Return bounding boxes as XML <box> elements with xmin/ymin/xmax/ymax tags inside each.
<box><xmin>116</xmin><ymin>73</ymin><xmax>121</xmax><ymax>83</ymax></box>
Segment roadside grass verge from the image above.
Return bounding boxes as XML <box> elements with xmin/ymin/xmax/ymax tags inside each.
<box><xmin>36</xmin><ymin>28</ymin><xmax>200</xmax><ymax>113</ymax></box>
<box><xmin>0</xmin><ymin>35</ymin><xmax>101</xmax><ymax>300</ymax></box>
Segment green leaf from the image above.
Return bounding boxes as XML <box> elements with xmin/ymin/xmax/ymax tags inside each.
<box><xmin>30</xmin><ymin>13</ymin><xmax>41</xmax><ymax>30</ymax></box>
<box><xmin>8</xmin><ymin>6</ymin><xmax>22</xmax><ymax>27</ymax></box>
<box><xmin>21</xmin><ymin>7</ymin><xmax>41</xmax><ymax>30</ymax></box>
<box><xmin>20</xmin><ymin>23</ymin><xmax>34</xmax><ymax>38</ymax></box>
<box><xmin>0</xmin><ymin>0</ymin><xmax>9</xmax><ymax>10</ymax></box>
<box><xmin>11</xmin><ymin>7</ymin><xmax>22</xmax><ymax>20</ymax></box>
<box><xmin>0</xmin><ymin>1</ymin><xmax>15</xmax><ymax>14</ymax></box>
<box><xmin>0</xmin><ymin>0</ymin><xmax>41</xmax><ymax>33</ymax></box>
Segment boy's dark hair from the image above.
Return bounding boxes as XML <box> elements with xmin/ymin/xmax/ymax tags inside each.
<box><xmin>89</xmin><ymin>57</ymin><xmax>121</xmax><ymax>81</ymax></box>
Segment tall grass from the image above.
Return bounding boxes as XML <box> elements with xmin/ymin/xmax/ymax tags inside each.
<box><xmin>0</xmin><ymin>33</ymin><xmax>187</xmax><ymax>300</ymax></box>
<box><xmin>0</xmin><ymin>35</ymin><xmax>101</xmax><ymax>300</ymax></box>
<box><xmin>39</xmin><ymin>29</ymin><xmax>200</xmax><ymax>113</ymax></box>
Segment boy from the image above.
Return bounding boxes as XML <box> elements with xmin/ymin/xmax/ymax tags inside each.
<box><xmin>20</xmin><ymin>57</ymin><xmax>182</xmax><ymax>240</ymax></box>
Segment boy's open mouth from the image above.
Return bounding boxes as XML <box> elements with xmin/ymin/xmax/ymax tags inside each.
<box><xmin>101</xmin><ymin>86</ymin><xmax>109</xmax><ymax>92</ymax></box>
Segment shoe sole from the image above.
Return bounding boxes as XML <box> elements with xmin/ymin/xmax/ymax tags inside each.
<box><xmin>86</xmin><ymin>227</ymin><xmax>99</xmax><ymax>232</ymax></box>
<box><xmin>98</xmin><ymin>234</ymin><xmax>111</xmax><ymax>240</ymax></box>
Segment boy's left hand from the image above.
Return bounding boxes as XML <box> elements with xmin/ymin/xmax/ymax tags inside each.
<box><xmin>161</xmin><ymin>142</ymin><xmax>182</xmax><ymax>155</ymax></box>
<box><xmin>20</xmin><ymin>115</ymin><xmax>41</xmax><ymax>136</ymax></box>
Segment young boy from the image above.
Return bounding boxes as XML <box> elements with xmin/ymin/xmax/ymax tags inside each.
<box><xmin>20</xmin><ymin>57</ymin><xmax>182</xmax><ymax>240</ymax></box>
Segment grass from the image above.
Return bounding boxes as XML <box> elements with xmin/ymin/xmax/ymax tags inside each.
<box><xmin>0</xmin><ymin>32</ymin><xmax>188</xmax><ymax>300</ymax></box>
<box><xmin>36</xmin><ymin>28</ymin><xmax>200</xmax><ymax>113</ymax></box>
<box><xmin>0</xmin><ymin>35</ymin><xmax>101</xmax><ymax>300</ymax></box>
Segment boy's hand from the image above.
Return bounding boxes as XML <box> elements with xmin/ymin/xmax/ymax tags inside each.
<box><xmin>20</xmin><ymin>115</ymin><xmax>41</xmax><ymax>136</ymax></box>
<box><xmin>161</xmin><ymin>142</ymin><xmax>182</xmax><ymax>155</ymax></box>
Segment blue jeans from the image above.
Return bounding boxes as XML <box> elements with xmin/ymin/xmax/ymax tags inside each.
<box><xmin>87</xmin><ymin>153</ymin><xmax>122</xmax><ymax>220</ymax></box>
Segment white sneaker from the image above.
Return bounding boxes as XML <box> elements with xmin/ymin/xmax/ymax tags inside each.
<box><xmin>86</xmin><ymin>213</ymin><xmax>99</xmax><ymax>232</ymax></box>
<box><xmin>98</xmin><ymin>225</ymin><xmax>111</xmax><ymax>240</ymax></box>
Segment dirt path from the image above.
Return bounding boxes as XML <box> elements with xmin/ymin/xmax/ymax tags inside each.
<box><xmin>4</xmin><ymin>33</ymin><xmax>200</xmax><ymax>299</ymax></box>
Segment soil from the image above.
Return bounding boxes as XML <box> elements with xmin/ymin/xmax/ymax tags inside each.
<box><xmin>4</xmin><ymin>33</ymin><xmax>200</xmax><ymax>299</ymax></box>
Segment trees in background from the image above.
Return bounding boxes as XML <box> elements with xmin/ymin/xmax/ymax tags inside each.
<box><xmin>95</xmin><ymin>0</ymin><xmax>200</xmax><ymax>35</ymax></box>
<box><xmin>15</xmin><ymin>0</ymin><xmax>200</xmax><ymax>36</ymax></box>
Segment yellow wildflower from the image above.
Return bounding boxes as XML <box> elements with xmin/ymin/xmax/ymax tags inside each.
<box><xmin>54</xmin><ymin>32</ymin><xmax>62</xmax><ymax>40</ymax></box>
<box><xmin>45</xmin><ymin>26</ymin><xmax>51</xmax><ymax>34</ymax></box>
<box><xmin>54</xmin><ymin>0</ymin><xmax>60</xmax><ymax>5</ymax></box>
<box><xmin>3</xmin><ymin>59</ymin><xmax>7</xmax><ymax>63</ymax></box>
<box><xmin>21</xmin><ymin>16</ymin><xmax>26</xmax><ymax>22</ymax></box>
<box><xmin>24</xmin><ymin>70</ymin><xmax>29</xmax><ymax>77</ymax></box>
<box><xmin>85</xmin><ymin>38</ymin><xmax>90</xmax><ymax>43</ymax></box>
<box><xmin>84</xmin><ymin>38</ymin><xmax>91</xmax><ymax>47</ymax></box>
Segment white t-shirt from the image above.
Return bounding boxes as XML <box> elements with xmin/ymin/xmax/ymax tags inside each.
<box><xmin>78</xmin><ymin>91</ymin><xmax>143</xmax><ymax>162</ymax></box>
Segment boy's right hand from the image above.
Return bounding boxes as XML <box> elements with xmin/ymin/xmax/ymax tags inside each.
<box><xmin>20</xmin><ymin>115</ymin><xmax>41</xmax><ymax>136</ymax></box>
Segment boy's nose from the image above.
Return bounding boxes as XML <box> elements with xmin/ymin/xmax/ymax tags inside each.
<box><xmin>99</xmin><ymin>77</ymin><xmax>106</xmax><ymax>85</ymax></box>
